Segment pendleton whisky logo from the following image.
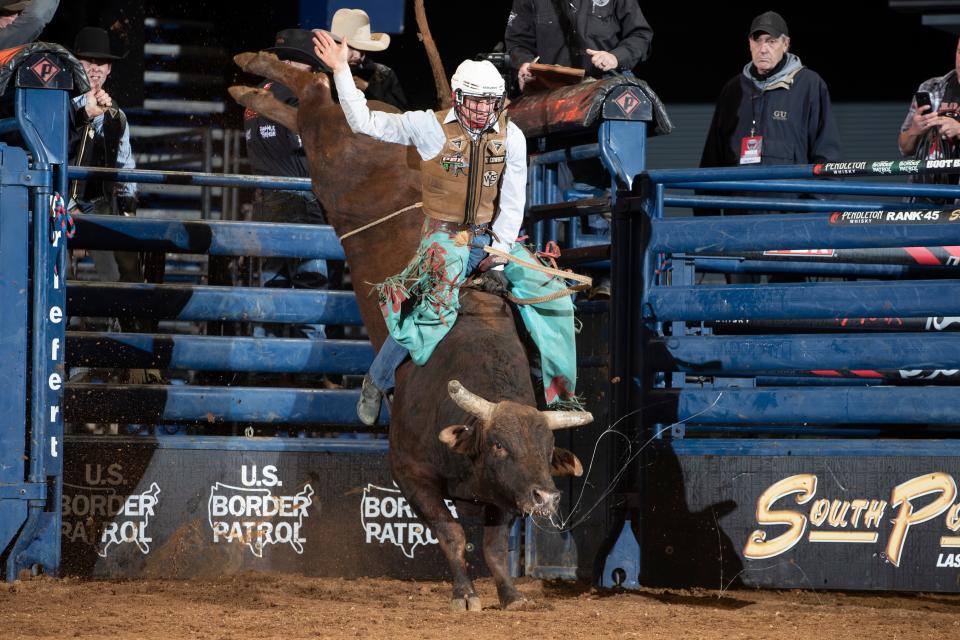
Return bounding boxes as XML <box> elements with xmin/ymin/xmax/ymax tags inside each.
<box><xmin>744</xmin><ymin>473</ymin><xmax>960</xmax><ymax>567</ymax></box>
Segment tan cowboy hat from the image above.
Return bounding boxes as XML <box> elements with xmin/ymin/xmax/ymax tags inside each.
<box><xmin>330</xmin><ymin>8</ymin><xmax>390</xmax><ymax>52</ymax></box>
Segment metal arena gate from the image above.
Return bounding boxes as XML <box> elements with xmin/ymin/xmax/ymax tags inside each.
<box><xmin>3</xmin><ymin>50</ymin><xmax>960</xmax><ymax>593</ymax></box>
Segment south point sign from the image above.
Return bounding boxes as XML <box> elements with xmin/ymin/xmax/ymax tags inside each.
<box><xmin>744</xmin><ymin>472</ymin><xmax>960</xmax><ymax>567</ymax></box>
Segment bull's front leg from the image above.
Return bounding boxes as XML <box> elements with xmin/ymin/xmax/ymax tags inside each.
<box><xmin>398</xmin><ymin>476</ymin><xmax>481</xmax><ymax>611</ymax></box>
<box><xmin>483</xmin><ymin>506</ymin><xmax>533</xmax><ymax>610</ymax></box>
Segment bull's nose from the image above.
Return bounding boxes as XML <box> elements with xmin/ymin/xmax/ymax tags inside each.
<box><xmin>532</xmin><ymin>488</ymin><xmax>560</xmax><ymax>512</ymax></box>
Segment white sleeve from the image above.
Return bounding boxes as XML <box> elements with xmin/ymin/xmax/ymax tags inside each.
<box><xmin>333</xmin><ymin>68</ymin><xmax>443</xmax><ymax>160</ymax></box>
<box><xmin>490</xmin><ymin>121</ymin><xmax>527</xmax><ymax>253</ymax></box>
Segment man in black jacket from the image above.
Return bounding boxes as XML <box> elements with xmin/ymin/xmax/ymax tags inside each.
<box><xmin>504</xmin><ymin>0</ymin><xmax>652</xmax><ymax>90</ymax></box>
<box><xmin>700</xmin><ymin>11</ymin><xmax>839</xmax><ymax>177</ymax></box>
<box><xmin>245</xmin><ymin>29</ymin><xmax>334</xmax><ymax>346</ymax></box>
<box><xmin>698</xmin><ymin>11</ymin><xmax>841</xmax><ymax>282</ymax></box>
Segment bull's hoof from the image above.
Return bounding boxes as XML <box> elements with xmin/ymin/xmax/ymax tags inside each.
<box><xmin>234</xmin><ymin>51</ymin><xmax>281</xmax><ymax>76</ymax></box>
<box><xmin>233</xmin><ymin>52</ymin><xmax>257</xmax><ymax>70</ymax></box>
<box><xmin>227</xmin><ymin>85</ymin><xmax>261</xmax><ymax>106</ymax></box>
<box><xmin>449</xmin><ymin>594</ymin><xmax>482</xmax><ymax>612</ymax></box>
<box><xmin>503</xmin><ymin>596</ymin><xmax>537</xmax><ymax>611</ymax></box>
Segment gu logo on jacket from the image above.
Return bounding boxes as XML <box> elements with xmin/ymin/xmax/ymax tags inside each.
<box><xmin>772</xmin><ymin>110</ymin><xmax>788</xmax><ymax>120</ymax></box>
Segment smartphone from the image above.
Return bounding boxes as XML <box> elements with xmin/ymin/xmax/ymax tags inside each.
<box><xmin>915</xmin><ymin>91</ymin><xmax>933</xmax><ymax>112</ymax></box>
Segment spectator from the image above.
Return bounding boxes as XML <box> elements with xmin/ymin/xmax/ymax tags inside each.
<box><xmin>898</xmin><ymin>37</ymin><xmax>960</xmax><ymax>158</ymax></box>
<box><xmin>700</xmin><ymin>11</ymin><xmax>840</xmax><ymax>175</ymax></box>
<box><xmin>329</xmin><ymin>8</ymin><xmax>406</xmax><ymax>109</ymax></box>
<box><xmin>245</xmin><ymin>28</ymin><xmax>332</xmax><ymax>348</ymax></box>
<box><xmin>68</xmin><ymin>26</ymin><xmax>139</xmax><ymax>282</ymax></box>
<box><xmin>697</xmin><ymin>11</ymin><xmax>840</xmax><ymax>283</ymax></box>
<box><xmin>504</xmin><ymin>0</ymin><xmax>652</xmax><ymax>91</ymax></box>
<box><xmin>0</xmin><ymin>0</ymin><xmax>58</xmax><ymax>49</ymax></box>
<box><xmin>68</xmin><ymin>26</ymin><xmax>160</xmax><ymax>387</ymax></box>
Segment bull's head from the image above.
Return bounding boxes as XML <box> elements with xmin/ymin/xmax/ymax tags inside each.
<box><xmin>439</xmin><ymin>380</ymin><xmax>592</xmax><ymax>517</ymax></box>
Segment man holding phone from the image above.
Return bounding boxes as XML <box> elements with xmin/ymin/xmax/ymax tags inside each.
<box><xmin>899</xmin><ymin>38</ymin><xmax>960</xmax><ymax>156</ymax></box>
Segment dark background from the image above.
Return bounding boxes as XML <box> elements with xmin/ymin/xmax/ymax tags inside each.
<box><xmin>36</xmin><ymin>1</ymin><xmax>960</xmax><ymax>111</ymax></box>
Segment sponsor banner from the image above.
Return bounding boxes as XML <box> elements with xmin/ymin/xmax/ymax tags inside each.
<box><xmin>829</xmin><ymin>209</ymin><xmax>960</xmax><ymax>225</ymax></box>
<box><xmin>62</xmin><ymin>439</ymin><xmax>486</xmax><ymax>579</ymax></box>
<box><xmin>643</xmin><ymin>448</ymin><xmax>960</xmax><ymax>591</ymax></box>
<box><xmin>811</xmin><ymin>159</ymin><xmax>956</xmax><ymax>177</ymax></box>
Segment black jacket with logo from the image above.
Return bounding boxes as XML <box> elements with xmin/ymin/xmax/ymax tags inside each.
<box><xmin>244</xmin><ymin>81</ymin><xmax>309</xmax><ymax>178</ymax></box>
<box><xmin>700</xmin><ymin>66</ymin><xmax>840</xmax><ymax>169</ymax></box>
<box><xmin>697</xmin><ymin>64</ymin><xmax>840</xmax><ymax>216</ymax></box>
<box><xmin>505</xmin><ymin>0</ymin><xmax>652</xmax><ymax>77</ymax></box>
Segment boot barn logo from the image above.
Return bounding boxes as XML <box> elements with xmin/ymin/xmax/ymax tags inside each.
<box><xmin>61</xmin><ymin>463</ymin><xmax>160</xmax><ymax>558</ymax></box>
<box><xmin>207</xmin><ymin>465</ymin><xmax>315</xmax><ymax>558</ymax></box>
<box><xmin>360</xmin><ymin>483</ymin><xmax>458</xmax><ymax>559</ymax></box>
<box><xmin>744</xmin><ymin>472</ymin><xmax>960</xmax><ymax>567</ymax></box>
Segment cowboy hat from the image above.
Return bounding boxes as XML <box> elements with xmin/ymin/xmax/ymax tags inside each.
<box><xmin>73</xmin><ymin>27</ymin><xmax>125</xmax><ymax>60</ymax></box>
<box><xmin>330</xmin><ymin>9</ymin><xmax>390</xmax><ymax>52</ymax></box>
<box><xmin>0</xmin><ymin>1</ymin><xmax>31</xmax><ymax>12</ymax></box>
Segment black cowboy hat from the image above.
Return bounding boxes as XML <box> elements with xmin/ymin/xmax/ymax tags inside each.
<box><xmin>73</xmin><ymin>26</ymin><xmax>125</xmax><ymax>61</ymax></box>
<box><xmin>0</xmin><ymin>1</ymin><xmax>31</xmax><ymax>12</ymax></box>
<box><xmin>265</xmin><ymin>28</ymin><xmax>335</xmax><ymax>69</ymax></box>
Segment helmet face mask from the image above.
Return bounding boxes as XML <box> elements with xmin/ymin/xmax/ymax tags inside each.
<box><xmin>449</xmin><ymin>59</ymin><xmax>506</xmax><ymax>136</ymax></box>
<box><xmin>453</xmin><ymin>89</ymin><xmax>504</xmax><ymax>136</ymax></box>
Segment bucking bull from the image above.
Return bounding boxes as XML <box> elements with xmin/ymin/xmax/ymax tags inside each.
<box><xmin>229</xmin><ymin>2</ymin><xmax>593</xmax><ymax>611</ymax></box>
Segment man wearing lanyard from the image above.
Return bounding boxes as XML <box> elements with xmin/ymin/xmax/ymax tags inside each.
<box><xmin>698</xmin><ymin>11</ymin><xmax>840</xmax><ymax>188</ymax></box>
<box><xmin>696</xmin><ymin>11</ymin><xmax>840</xmax><ymax>282</ymax></box>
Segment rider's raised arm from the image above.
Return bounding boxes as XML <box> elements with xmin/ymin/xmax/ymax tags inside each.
<box><xmin>333</xmin><ymin>67</ymin><xmax>443</xmax><ymax>160</ymax></box>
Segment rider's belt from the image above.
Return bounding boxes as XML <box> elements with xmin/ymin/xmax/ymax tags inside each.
<box><xmin>425</xmin><ymin>219</ymin><xmax>489</xmax><ymax>238</ymax></box>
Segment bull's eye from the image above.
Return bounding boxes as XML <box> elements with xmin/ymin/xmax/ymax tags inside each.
<box><xmin>492</xmin><ymin>440</ymin><xmax>506</xmax><ymax>455</ymax></box>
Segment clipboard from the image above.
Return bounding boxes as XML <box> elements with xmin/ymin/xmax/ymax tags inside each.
<box><xmin>523</xmin><ymin>63</ymin><xmax>585</xmax><ymax>92</ymax></box>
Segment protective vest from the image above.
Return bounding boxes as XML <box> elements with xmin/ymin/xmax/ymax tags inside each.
<box><xmin>421</xmin><ymin>112</ymin><xmax>508</xmax><ymax>225</ymax></box>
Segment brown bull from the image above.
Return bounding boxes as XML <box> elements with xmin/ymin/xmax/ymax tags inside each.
<box><xmin>229</xmin><ymin>5</ymin><xmax>592</xmax><ymax>611</ymax></box>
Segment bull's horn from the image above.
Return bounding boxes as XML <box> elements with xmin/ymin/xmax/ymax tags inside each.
<box><xmin>448</xmin><ymin>380</ymin><xmax>495</xmax><ymax>422</ymax></box>
<box><xmin>543</xmin><ymin>410</ymin><xmax>594</xmax><ymax>430</ymax></box>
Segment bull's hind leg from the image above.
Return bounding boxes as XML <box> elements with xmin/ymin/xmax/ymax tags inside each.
<box><xmin>483</xmin><ymin>506</ymin><xmax>534</xmax><ymax>610</ymax></box>
<box><xmin>396</xmin><ymin>475</ymin><xmax>481</xmax><ymax>612</ymax></box>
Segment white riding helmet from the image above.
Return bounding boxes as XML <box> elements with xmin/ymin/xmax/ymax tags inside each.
<box><xmin>450</xmin><ymin>59</ymin><xmax>506</xmax><ymax>136</ymax></box>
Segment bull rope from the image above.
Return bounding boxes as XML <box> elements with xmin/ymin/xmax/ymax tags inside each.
<box><xmin>337</xmin><ymin>201</ymin><xmax>423</xmax><ymax>242</ymax></box>
<box><xmin>481</xmin><ymin>245</ymin><xmax>593</xmax><ymax>305</ymax></box>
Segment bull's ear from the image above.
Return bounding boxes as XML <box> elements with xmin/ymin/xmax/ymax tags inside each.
<box><xmin>439</xmin><ymin>424</ymin><xmax>476</xmax><ymax>455</ymax></box>
<box><xmin>551</xmin><ymin>447</ymin><xmax>583</xmax><ymax>477</ymax></box>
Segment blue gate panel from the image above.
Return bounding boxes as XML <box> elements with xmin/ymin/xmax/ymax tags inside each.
<box><xmin>651</xmin><ymin>213</ymin><xmax>960</xmax><ymax>253</ymax></box>
<box><xmin>71</xmin><ymin>215</ymin><xmax>347</xmax><ymax>260</ymax></box>
<box><xmin>67</xmin><ymin>333</ymin><xmax>374</xmax><ymax>374</ymax></box>
<box><xmin>0</xmin><ymin>145</ymin><xmax>31</xmax><ymax>569</ymax></box>
<box><xmin>664</xmin><ymin>195</ymin><xmax>892</xmax><ymax>213</ymax></box>
<box><xmin>65</xmin><ymin>384</ymin><xmax>388</xmax><ymax>425</ymax></box>
<box><xmin>67</xmin><ymin>283</ymin><xmax>364</xmax><ymax>324</ymax></box>
<box><xmin>669</xmin><ymin>179</ymin><xmax>960</xmax><ymax>199</ymax></box>
<box><xmin>646</xmin><ymin>280</ymin><xmax>960</xmax><ymax>322</ymax></box>
<box><xmin>651</xmin><ymin>333</ymin><xmax>960</xmax><ymax>375</ymax></box>
<box><xmin>649</xmin><ymin>387</ymin><xmax>960</xmax><ymax>425</ymax></box>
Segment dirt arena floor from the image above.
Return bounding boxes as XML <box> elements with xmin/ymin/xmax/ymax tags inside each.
<box><xmin>3</xmin><ymin>573</ymin><xmax>960</xmax><ymax>640</ymax></box>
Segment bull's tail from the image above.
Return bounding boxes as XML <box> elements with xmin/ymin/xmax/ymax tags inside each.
<box><xmin>414</xmin><ymin>0</ymin><xmax>451</xmax><ymax>110</ymax></box>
